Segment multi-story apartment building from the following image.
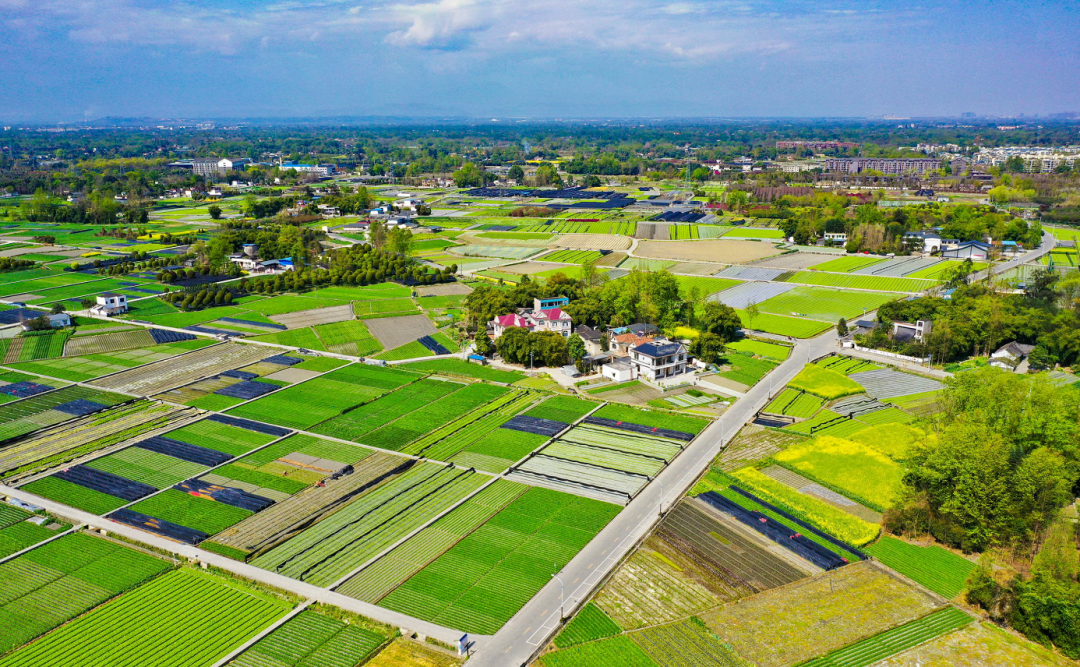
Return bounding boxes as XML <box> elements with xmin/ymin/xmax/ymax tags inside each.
<box><xmin>826</xmin><ymin>157</ymin><xmax>942</xmax><ymax>175</ymax></box>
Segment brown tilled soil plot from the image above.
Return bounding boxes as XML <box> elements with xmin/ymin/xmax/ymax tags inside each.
<box><xmin>269</xmin><ymin>304</ymin><xmax>354</xmax><ymax>329</ymax></box>
<box><xmin>554</xmin><ymin>234</ymin><xmax>632</xmax><ymax>250</ymax></box>
<box><xmin>636</xmin><ymin>239</ymin><xmax>782</xmax><ymax>263</ymax></box>
<box><xmin>634</xmin><ymin>222</ymin><xmax>670</xmax><ymax>240</ymax></box>
<box><xmin>414</xmin><ymin>283</ymin><xmax>473</xmax><ymax>297</ymax></box>
<box><xmin>363</xmin><ymin>314</ymin><xmax>437</xmax><ymax>349</ymax></box>
<box><xmin>701</xmin><ymin>561</ymin><xmax>941</xmax><ymax>667</ymax></box>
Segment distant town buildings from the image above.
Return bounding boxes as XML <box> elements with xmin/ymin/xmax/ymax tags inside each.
<box><xmin>776</xmin><ymin>140</ymin><xmax>858</xmax><ymax>151</ymax></box>
<box><xmin>826</xmin><ymin>157</ymin><xmax>943</xmax><ymax>175</ymax></box>
<box><xmin>279</xmin><ymin>163</ymin><xmax>337</xmax><ymax>176</ymax></box>
<box><xmin>973</xmin><ymin>146</ymin><xmax>1080</xmax><ymax>173</ymax></box>
<box><xmin>190</xmin><ymin>158</ymin><xmax>251</xmax><ymax>177</ymax></box>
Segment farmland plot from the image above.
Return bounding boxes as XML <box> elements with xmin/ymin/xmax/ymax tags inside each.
<box><xmin>227</xmin><ymin>609</ymin><xmax>387</xmax><ymax>667</ymax></box>
<box><xmin>0</xmin><ymin>532</ymin><xmax>170</xmax><ymax>654</ymax></box>
<box><xmin>756</xmin><ymin>286</ymin><xmax>897</xmax><ymax>322</ymax></box>
<box><xmin>252</xmin><ymin>462</ymin><xmax>485</xmax><ymax>585</ymax></box>
<box><xmin>1</xmin><ymin>401</ymin><xmax>197</xmax><ymax>482</ymax></box>
<box><xmin>312</xmin><ymin>319</ymin><xmax>382</xmax><ymax>356</ymax></box>
<box><xmin>0</xmin><ymin>569</ymin><xmax>291</xmax><ymax>667</ymax></box>
<box><xmin>863</xmin><ymin>537</ymin><xmax>976</xmax><ymax>599</ymax></box>
<box><xmin>773</xmin><ymin>435</ymin><xmax>905</xmax><ymax>512</ymax></box>
<box><xmin>336</xmin><ymin>479</ymin><xmax>527</xmax><ymax>602</ymax></box>
<box><xmin>379</xmin><ymin>486</ymin><xmax>620</xmax><ymax>634</ymax></box>
<box><xmin>594</xmin><ymin>544</ymin><xmax>732</xmax><ymax>630</ymax></box>
<box><xmin>205</xmin><ymin>451</ymin><xmax>407</xmax><ymax>559</ymax></box>
<box><xmin>63</xmin><ymin>329</ymin><xmax>155</xmax><ymax>356</ymax></box>
<box><xmin>310</xmin><ymin>378</ymin><xmax>465</xmax><ymax>443</ymax></box>
<box><xmin>363</xmin><ymin>314</ymin><xmax>438</xmax><ymax>350</ymax></box>
<box><xmin>848</xmin><ymin>368</ymin><xmax>943</xmax><ymax>400</ymax></box>
<box><xmin>0</xmin><ymin>385</ymin><xmax>129</xmax><ymax>446</ymax></box>
<box><xmin>553</xmin><ymin>603</ymin><xmax>622</xmax><ymax>648</ymax></box>
<box><xmin>355</xmin><ymin>382</ymin><xmax>510</xmax><ymax>451</ymax></box>
<box><xmin>872</xmin><ymin>621</ymin><xmax>1075</xmax><ymax>667</ymax></box>
<box><xmin>779</xmin><ymin>271</ymin><xmax>934</xmax><ymax>294</ymax></box>
<box><xmin>89</xmin><ymin>342</ymin><xmax>272</xmax><ymax>396</ymax></box>
<box><xmin>540</xmin><ymin>635</ymin><xmax>659</xmax><ymax>667</ymax></box>
<box><xmin>631</xmin><ymin>617</ymin><xmax>748</xmax><ymax>667</ymax></box>
<box><xmin>701</xmin><ymin>562</ymin><xmax>940</xmax><ymax>667</ymax></box>
<box><xmin>228</xmin><ymin>363</ymin><xmax>420</xmax><ymax>430</ymax></box>
<box><xmin>800</xmin><ymin>607</ymin><xmax>973</xmax><ymax>667</ymax></box>
<box><xmin>8</xmin><ymin>339</ymin><xmax>215</xmax><ymax>383</ymax></box>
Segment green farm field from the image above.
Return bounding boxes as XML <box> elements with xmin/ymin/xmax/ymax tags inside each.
<box><xmin>758</xmin><ymin>286</ymin><xmax>898</xmax><ymax>322</ymax></box>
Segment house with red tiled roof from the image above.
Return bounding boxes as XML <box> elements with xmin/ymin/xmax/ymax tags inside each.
<box><xmin>490</xmin><ymin>296</ymin><xmax>574</xmax><ymax>338</ymax></box>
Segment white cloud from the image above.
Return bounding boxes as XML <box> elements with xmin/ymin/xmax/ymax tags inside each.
<box><xmin>0</xmin><ymin>0</ymin><xmax>920</xmax><ymax>62</ymax></box>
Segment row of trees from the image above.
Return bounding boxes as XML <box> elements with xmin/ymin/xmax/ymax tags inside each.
<box><xmin>861</xmin><ymin>269</ymin><xmax>1080</xmax><ymax>367</ymax></box>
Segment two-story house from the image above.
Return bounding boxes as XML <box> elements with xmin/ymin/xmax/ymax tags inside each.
<box><xmin>489</xmin><ymin>297</ymin><xmax>573</xmax><ymax>339</ymax></box>
<box><xmin>91</xmin><ymin>293</ymin><xmax>129</xmax><ymax>317</ymax></box>
<box><xmin>629</xmin><ymin>339</ymin><xmax>688</xmax><ymax>382</ymax></box>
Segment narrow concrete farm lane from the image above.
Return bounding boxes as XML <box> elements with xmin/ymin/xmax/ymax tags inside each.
<box><xmin>469</xmin><ymin>329</ymin><xmax>841</xmax><ymax>667</ymax></box>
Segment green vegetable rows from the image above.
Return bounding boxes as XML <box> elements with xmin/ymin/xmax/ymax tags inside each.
<box><xmin>0</xmin><ymin>569</ymin><xmax>290</xmax><ymax>667</ymax></box>
<box><xmin>798</xmin><ymin>607</ymin><xmax>973</xmax><ymax>667</ymax></box>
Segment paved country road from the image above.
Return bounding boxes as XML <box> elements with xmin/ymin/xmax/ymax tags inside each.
<box><xmin>468</xmin><ymin>329</ymin><xmax>842</xmax><ymax>667</ymax></box>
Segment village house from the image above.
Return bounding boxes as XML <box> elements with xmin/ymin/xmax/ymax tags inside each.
<box><xmin>90</xmin><ymin>293</ymin><xmax>128</xmax><ymax>317</ymax></box>
<box><xmin>490</xmin><ymin>297</ymin><xmax>573</xmax><ymax>338</ymax></box>
<box><xmin>228</xmin><ymin>244</ymin><xmax>295</xmax><ymax>275</ymax></box>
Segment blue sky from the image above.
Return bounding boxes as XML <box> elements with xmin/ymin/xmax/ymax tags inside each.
<box><xmin>0</xmin><ymin>0</ymin><xmax>1077</xmax><ymax>122</ymax></box>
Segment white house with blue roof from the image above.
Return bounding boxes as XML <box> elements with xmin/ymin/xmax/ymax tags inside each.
<box><xmin>629</xmin><ymin>338</ymin><xmax>688</xmax><ymax>383</ymax></box>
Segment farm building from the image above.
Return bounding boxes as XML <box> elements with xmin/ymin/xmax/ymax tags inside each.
<box><xmin>602</xmin><ymin>358</ymin><xmax>634</xmax><ymax>382</ymax></box>
<box><xmin>990</xmin><ymin>341</ymin><xmax>1035</xmax><ymax>372</ymax></box>
<box><xmin>941</xmin><ymin>240</ymin><xmax>990</xmax><ymax>260</ymax></box>
<box><xmin>891</xmin><ymin>319</ymin><xmax>932</xmax><ymax>343</ymax></box>
<box><xmin>228</xmin><ymin>244</ymin><xmax>295</xmax><ymax>275</ymax></box>
<box><xmin>19</xmin><ymin>312</ymin><xmax>70</xmax><ymax>330</ymax></box>
<box><xmin>575</xmin><ymin>325</ymin><xmax>605</xmax><ymax>355</ymax></box>
<box><xmin>90</xmin><ymin>293</ymin><xmax>128</xmax><ymax>317</ymax></box>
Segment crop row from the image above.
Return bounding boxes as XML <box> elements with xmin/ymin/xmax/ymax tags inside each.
<box><xmin>311</xmin><ymin>378</ymin><xmax>463</xmax><ymax>442</ymax></box>
<box><xmin>166</xmin><ymin>418</ymin><xmax>280</xmax><ymax>457</ymax></box>
<box><xmin>228</xmin><ymin>609</ymin><xmax>386</xmax><ymax>667</ymax></box>
<box><xmin>562</xmin><ymin>425</ymin><xmax>683</xmax><ymax>460</ymax></box>
<box><xmin>779</xmin><ymin>270</ymin><xmax>935</xmax><ymax>294</ymax></box>
<box><xmin>229</xmin><ymin>364</ymin><xmax>419</xmax><ymax>430</ymax></box>
<box><xmin>0</xmin><ymin>401</ymin><xmax>191</xmax><ymax>480</ymax></box>
<box><xmin>0</xmin><ymin>569</ymin><xmax>291</xmax><ymax>667</ymax></box>
<box><xmin>765</xmin><ymin>388</ymin><xmax>825</xmax><ymax>418</ymax></box>
<box><xmin>64</xmin><ymin>330</ymin><xmax>156</xmax><ymax>357</ymax></box>
<box><xmin>0</xmin><ymin>532</ymin><xmax>171</xmax><ymax>655</ymax></box>
<box><xmin>379</xmin><ymin>486</ymin><xmax>620</xmax><ymax>634</ymax></box>
<box><xmin>336</xmin><ymin>479</ymin><xmax>527</xmax><ymax>602</ymax></box>
<box><xmin>799</xmin><ymin>607</ymin><xmax>973</xmax><ymax>667</ymax></box>
<box><xmin>409</xmin><ymin>390</ymin><xmax>536</xmax><ymax>460</ymax></box>
<box><xmin>541</xmin><ymin>441</ymin><xmax>665</xmax><ymax>477</ymax></box>
<box><xmin>630</xmin><ymin>617</ymin><xmax>746</xmax><ymax>667</ymax></box>
<box><xmin>863</xmin><ymin>537</ymin><xmax>976</xmax><ymax>599</ymax></box>
<box><xmin>540</xmin><ymin>635</ymin><xmax>658</xmax><ymax>667</ymax></box>
<box><xmin>207</xmin><ymin>452</ymin><xmax>406</xmax><ymax>558</ymax></box>
<box><xmin>86</xmin><ymin>445</ymin><xmax>208</xmax><ymax>490</ymax></box>
<box><xmin>728</xmin><ymin>467</ymin><xmax>880</xmax><ymax>547</ymax></box>
<box><xmin>358</xmin><ymin>382</ymin><xmax>510</xmax><ymax>451</ymax></box>
<box><xmin>592</xmin><ymin>403</ymin><xmax>708</xmax><ymax>436</ymax></box>
<box><xmin>90</xmin><ymin>342</ymin><xmax>272</xmax><ymax>396</ymax></box>
<box><xmin>252</xmin><ymin>462</ymin><xmax>485</xmax><ymax>585</ymax></box>
<box><xmin>514</xmin><ymin>455</ymin><xmax>647</xmax><ymax>500</ymax></box>
<box><xmin>449</xmin><ymin>427</ymin><xmax>550</xmax><ymax>473</ymax></box>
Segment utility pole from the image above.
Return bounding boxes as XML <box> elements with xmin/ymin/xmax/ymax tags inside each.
<box><xmin>658</xmin><ymin>480</ymin><xmax>664</xmax><ymax>516</ymax></box>
<box><xmin>552</xmin><ymin>572</ymin><xmax>565</xmax><ymax>620</ymax></box>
